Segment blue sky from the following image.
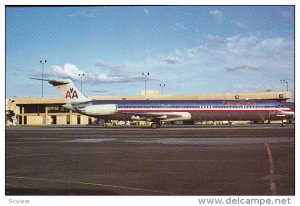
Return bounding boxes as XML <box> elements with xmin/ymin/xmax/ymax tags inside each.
<box><xmin>6</xmin><ymin>6</ymin><xmax>294</xmax><ymax>99</ymax></box>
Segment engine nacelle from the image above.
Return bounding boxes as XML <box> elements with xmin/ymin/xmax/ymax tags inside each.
<box><xmin>160</xmin><ymin>112</ymin><xmax>192</xmax><ymax>122</ymax></box>
<box><xmin>131</xmin><ymin>115</ymin><xmax>146</xmax><ymax>120</ymax></box>
<box><xmin>79</xmin><ymin>104</ymin><xmax>117</xmax><ymax>116</ymax></box>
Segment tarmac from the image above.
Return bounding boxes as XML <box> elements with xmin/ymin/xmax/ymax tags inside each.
<box><xmin>5</xmin><ymin>124</ymin><xmax>295</xmax><ymax>195</ymax></box>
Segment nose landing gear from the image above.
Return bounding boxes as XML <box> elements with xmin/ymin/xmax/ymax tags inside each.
<box><xmin>281</xmin><ymin>119</ymin><xmax>287</xmax><ymax>127</ymax></box>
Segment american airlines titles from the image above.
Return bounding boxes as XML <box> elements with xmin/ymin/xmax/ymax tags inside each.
<box><xmin>221</xmin><ymin>101</ymin><xmax>256</xmax><ymax>106</ymax></box>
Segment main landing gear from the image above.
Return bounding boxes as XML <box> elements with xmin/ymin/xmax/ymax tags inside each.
<box><xmin>151</xmin><ymin>120</ymin><xmax>161</xmax><ymax>129</ymax></box>
<box><xmin>281</xmin><ymin>119</ymin><xmax>287</xmax><ymax>127</ymax></box>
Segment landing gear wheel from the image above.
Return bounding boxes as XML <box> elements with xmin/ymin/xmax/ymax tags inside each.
<box><xmin>281</xmin><ymin>119</ymin><xmax>287</xmax><ymax>127</ymax></box>
<box><xmin>151</xmin><ymin>122</ymin><xmax>161</xmax><ymax>129</ymax></box>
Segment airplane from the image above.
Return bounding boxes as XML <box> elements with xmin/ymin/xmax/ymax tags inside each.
<box><xmin>32</xmin><ymin>78</ymin><xmax>294</xmax><ymax>128</ymax></box>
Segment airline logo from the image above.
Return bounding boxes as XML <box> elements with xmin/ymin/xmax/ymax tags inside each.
<box><xmin>65</xmin><ymin>88</ymin><xmax>78</xmax><ymax>99</ymax></box>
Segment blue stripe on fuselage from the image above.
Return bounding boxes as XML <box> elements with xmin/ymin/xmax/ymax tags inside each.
<box><xmin>77</xmin><ymin>100</ymin><xmax>282</xmax><ymax>107</ymax></box>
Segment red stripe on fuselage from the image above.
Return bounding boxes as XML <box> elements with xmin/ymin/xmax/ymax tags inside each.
<box><xmin>117</xmin><ymin>109</ymin><xmax>290</xmax><ymax>113</ymax></box>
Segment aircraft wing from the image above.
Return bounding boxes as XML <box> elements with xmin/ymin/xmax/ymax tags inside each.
<box><xmin>119</xmin><ymin>111</ymin><xmax>191</xmax><ymax>122</ymax></box>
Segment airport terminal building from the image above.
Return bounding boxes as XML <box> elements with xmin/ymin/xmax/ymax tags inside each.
<box><xmin>6</xmin><ymin>91</ymin><xmax>292</xmax><ymax>126</ymax></box>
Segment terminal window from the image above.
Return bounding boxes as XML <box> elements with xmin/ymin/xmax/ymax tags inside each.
<box><xmin>47</xmin><ymin>105</ymin><xmax>69</xmax><ymax>113</ymax></box>
<box><xmin>23</xmin><ymin>104</ymin><xmax>45</xmax><ymax>113</ymax></box>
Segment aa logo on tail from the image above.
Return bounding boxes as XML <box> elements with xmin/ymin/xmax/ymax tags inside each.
<box><xmin>65</xmin><ymin>88</ymin><xmax>78</xmax><ymax>99</ymax></box>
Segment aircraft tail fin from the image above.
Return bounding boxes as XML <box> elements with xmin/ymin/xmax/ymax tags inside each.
<box><xmin>31</xmin><ymin>78</ymin><xmax>91</xmax><ymax>103</ymax></box>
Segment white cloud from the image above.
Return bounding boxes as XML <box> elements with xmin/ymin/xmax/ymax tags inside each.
<box><xmin>234</xmin><ymin>83</ymin><xmax>284</xmax><ymax>92</ymax></box>
<box><xmin>224</xmin><ymin>65</ymin><xmax>259</xmax><ymax>72</ymax></box>
<box><xmin>234</xmin><ymin>20</ymin><xmax>247</xmax><ymax>28</ymax></box>
<box><xmin>143</xmin><ymin>8</ymin><xmax>150</xmax><ymax>15</ymax></box>
<box><xmin>147</xmin><ymin>34</ymin><xmax>293</xmax><ymax>84</ymax></box>
<box><xmin>280</xmin><ymin>10</ymin><xmax>292</xmax><ymax>19</ymax></box>
<box><xmin>31</xmin><ymin>63</ymin><xmax>148</xmax><ymax>84</ymax></box>
<box><xmin>256</xmin><ymin>37</ymin><xmax>290</xmax><ymax>51</ymax></box>
<box><xmin>174</xmin><ymin>49</ymin><xmax>183</xmax><ymax>56</ymax></box>
<box><xmin>49</xmin><ymin>64</ymin><xmax>84</xmax><ymax>80</ymax></box>
<box><xmin>88</xmin><ymin>73</ymin><xmax>142</xmax><ymax>84</ymax></box>
<box><xmin>161</xmin><ymin>56</ymin><xmax>182</xmax><ymax>65</ymax></box>
<box><xmin>30</xmin><ymin>34</ymin><xmax>292</xmax><ymax>93</ymax></box>
<box><xmin>170</xmin><ymin>23</ymin><xmax>186</xmax><ymax>31</ymax></box>
<box><xmin>209</xmin><ymin>9</ymin><xmax>222</xmax><ymax>16</ymax></box>
<box><xmin>205</xmin><ymin>34</ymin><xmax>221</xmax><ymax>41</ymax></box>
<box><xmin>209</xmin><ymin>9</ymin><xmax>223</xmax><ymax>22</ymax></box>
<box><xmin>95</xmin><ymin>61</ymin><xmax>126</xmax><ymax>72</ymax></box>
<box><xmin>90</xmin><ymin>90</ymin><xmax>107</xmax><ymax>93</ymax></box>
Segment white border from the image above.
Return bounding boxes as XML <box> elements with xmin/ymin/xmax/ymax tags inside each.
<box><xmin>1</xmin><ymin>1</ymin><xmax>298</xmax><ymax>206</ymax></box>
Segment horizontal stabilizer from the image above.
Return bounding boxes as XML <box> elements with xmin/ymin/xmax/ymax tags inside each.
<box><xmin>30</xmin><ymin>78</ymin><xmax>71</xmax><ymax>86</ymax></box>
<box><xmin>30</xmin><ymin>78</ymin><xmax>91</xmax><ymax>103</ymax></box>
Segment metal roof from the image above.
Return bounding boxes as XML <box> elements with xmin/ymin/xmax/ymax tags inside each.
<box><xmin>7</xmin><ymin>91</ymin><xmax>291</xmax><ymax>105</ymax></box>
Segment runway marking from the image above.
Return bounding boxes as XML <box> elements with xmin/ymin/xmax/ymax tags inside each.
<box><xmin>265</xmin><ymin>143</ymin><xmax>277</xmax><ymax>195</ymax></box>
<box><xmin>6</xmin><ymin>175</ymin><xmax>176</xmax><ymax>195</ymax></box>
<box><xmin>6</xmin><ymin>140</ymin><xmax>69</xmax><ymax>144</ymax></box>
<box><xmin>5</xmin><ymin>183</ymin><xmax>28</xmax><ymax>188</ymax></box>
<box><xmin>6</xmin><ymin>154</ymin><xmax>50</xmax><ymax>158</ymax></box>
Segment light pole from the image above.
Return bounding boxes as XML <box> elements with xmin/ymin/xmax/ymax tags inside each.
<box><xmin>40</xmin><ymin>60</ymin><xmax>47</xmax><ymax>97</ymax></box>
<box><xmin>280</xmin><ymin>79</ymin><xmax>289</xmax><ymax>91</ymax></box>
<box><xmin>142</xmin><ymin>72</ymin><xmax>150</xmax><ymax>96</ymax></box>
<box><xmin>78</xmin><ymin>73</ymin><xmax>85</xmax><ymax>92</ymax></box>
<box><xmin>159</xmin><ymin>83</ymin><xmax>166</xmax><ymax>95</ymax></box>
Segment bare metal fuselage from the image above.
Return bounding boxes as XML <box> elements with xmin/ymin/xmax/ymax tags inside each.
<box><xmin>89</xmin><ymin>110</ymin><xmax>293</xmax><ymax>122</ymax></box>
<box><xmin>71</xmin><ymin>100</ymin><xmax>294</xmax><ymax>123</ymax></box>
